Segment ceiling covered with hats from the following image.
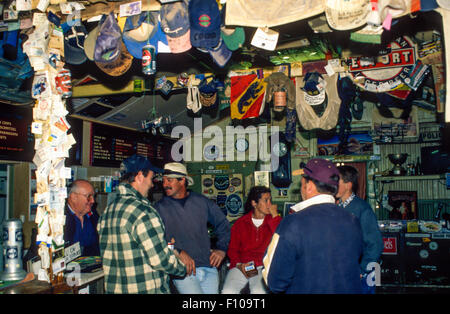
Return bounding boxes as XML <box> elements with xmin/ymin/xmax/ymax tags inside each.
<box><xmin>0</xmin><ymin>0</ymin><xmax>448</xmax><ymax>135</ymax></box>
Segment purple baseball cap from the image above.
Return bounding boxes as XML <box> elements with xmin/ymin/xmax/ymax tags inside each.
<box><xmin>94</xmin><ymin>12</ymin><xmax>122</xmax><ymax>63</ymax></box>
<box><xmin>298</xmin><ymin>158</ymin><xmax>339</xmax><ymax>187</ymax></box>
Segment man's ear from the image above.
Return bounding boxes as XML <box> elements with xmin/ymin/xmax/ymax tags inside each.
<box><xmin>305</xmin><ymin>179</ymin><xmax>316</xmax><ymax>195</ymax></box>
<box><xmin>135</xmin><ymin>171</ymin><xmax>144</xmax><ymax>184</ymax></box>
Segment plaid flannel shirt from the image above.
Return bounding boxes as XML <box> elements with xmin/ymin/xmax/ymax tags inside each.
<box><xmin>98</xmin><ymin>183</ymin><xmax>186</xmax><ymax>294</ymax></box>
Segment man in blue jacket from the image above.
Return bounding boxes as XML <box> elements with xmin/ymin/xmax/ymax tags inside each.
<box><xmin>263</xmin><ymin>158</ymin><xmax>363</xmax><ymax>294</ymax></box>
<box><xmin>336</xmin><ymin>165</ymin><xmax>383</xmax><ymax>293</ymax></box>
<box><xmin>155</xmin><ymin>162</ymin><xmax>230</xmax><ymax>294</ymax></box>
<box><xmin>64</xmin><ymin>179</ymin><xmax>99</xmax><ymax>256</ymax></box>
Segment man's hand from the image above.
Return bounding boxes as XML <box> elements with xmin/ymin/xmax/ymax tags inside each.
<box><xmin>209</xmin><ymin>249</ymin><xmax>226</xmax><ymax>268</ymax></box>
<box><xmin>178</xmin><ymin>250</ymin><xmax>196</xmax><ymax>276</ymax></box>
<box><xmin>237</xmin><ymin>263</ymin><xmax>250</xmax><ymax>279</ymax></box>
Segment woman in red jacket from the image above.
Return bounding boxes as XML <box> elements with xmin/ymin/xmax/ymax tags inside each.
<box><xmin>221</xmin><ymin>186</ymin><xmax>281</xmax><ymax>294</ymax></box>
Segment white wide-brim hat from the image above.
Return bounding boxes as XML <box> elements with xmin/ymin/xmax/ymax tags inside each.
<box><xmin>163</xmin><ymin>162</ymin><xmax>194</xmax><ymax>186</ymax></box>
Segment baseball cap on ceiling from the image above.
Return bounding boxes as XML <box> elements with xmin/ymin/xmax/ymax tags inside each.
<box><xmin>64</xmin><ymin>24</ymin><xmax>88</xmax><ymax>65</ymax></box>
<box><xmin>292</xmin><ymin>158</ymin><xmax>339</xmax><ymax>187</ymax></box>
<box><xmin>122</xmin><ymin>11</ymin><xmax>168</xmax><ymax>59</ymax></box>
<box><xmin>197</xmin><ymin>37</ymin><xmax>232</xmax><ymax>68</ymax></box>
<box><xmin>83</xmin><ymin>13</ymin><xmax>133</xmax><ymax>77</ymax></box>
<box><xmin>120</xmin><ymin>154</ymin><xmax>163</xmax><ymax>176</ymax></box>
<box><xmin>221</xmin><ymin>26</ymin><xmax>245</xmax><ymax>51</ymax></box>
<box><xmin>189</xmin><ymin>0</ymin><xmax>221</xmax><ymax>48</ymax></box>
<box><xmin>94</xmin><ymin>12</ymin><xmax>122</xmax><ymax>63</ymax></box>
<box><xmin>160</xmin><ymin>1</ymin><xmax>192</xmax><ymax>53</ymax></box>
<box><xmin>163</xmin><ymin>162</ymin><xmax>194</xmax><ymax>186</ymax></box>
<box><xmin>325</xmin><ymin>0</ymin><xmax>370</xmax><ymax>31</ymax></box>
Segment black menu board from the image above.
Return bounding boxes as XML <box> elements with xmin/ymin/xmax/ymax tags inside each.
<box><xmin>90</xmin><ymin>122</ymin><xmax>176</xmax><ymax>168</ymax></box>
<box><xmin>0</xmin><ymin>104</ymin><xmax>34</xmax><ymax>162</ymax></box>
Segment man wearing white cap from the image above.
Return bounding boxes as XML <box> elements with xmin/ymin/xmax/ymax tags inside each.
<box><xmin>155</xmin><ymin>162</ymin><xmax>231</xmax><ymax>294</ymax></box>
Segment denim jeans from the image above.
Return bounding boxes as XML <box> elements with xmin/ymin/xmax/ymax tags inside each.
<box><xmin>173</xmin><ymin>267</ymin><xmax>219</xmax><ymax>294</ymax></box>
<box><xmin>221</xmin><ymin>266</ymin><xmax>267</xmax><ymax>294</ymax></box>
<box><xmin>361</xmin><ymin>271</ymin><xmax>376</xmax><ymax>294</ymax></box>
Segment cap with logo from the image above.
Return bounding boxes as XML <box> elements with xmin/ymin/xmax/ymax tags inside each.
<box><xmin>82</xmin><ymin>12</ymin><xmax>133</xmax><ymax>76</ymax></box>
<box><xmin>189</xmin><ymin>0</ymin><xmax>221</xmax><ymax>48</ymax></box>
<box><xmin>160</xmin><ymin>1</ymin><xmax>192</xmax><ymax>53</ymax></box>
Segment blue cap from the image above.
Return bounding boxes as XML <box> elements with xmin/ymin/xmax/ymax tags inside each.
<box><xmin>189</xmin><ymin>0</ymin><xmax>221</xmax><ymax>48</ymax></box>
<box><xmin>160</xmin><ymin>1</ymin><xmax>190</xmax><ymax>38</ymax></box>
<box><xmin>123</xmin><ymin>11</ymin><xmax>168</xmax><ymax>59</ymax></box>
<box><xmin>64</xmin><ymin>24</ymin><xmax>88</xmax><ymax>65</ymax></box>
<box><xmin>120</xmin><ymin>154</ymin><xmax>163</xmax><ymax>175</ymax></box>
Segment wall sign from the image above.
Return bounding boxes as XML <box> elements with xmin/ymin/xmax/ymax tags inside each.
<box><xmin>90</xmin><ymin>122</ymin><xmax>176</xmax><ymax>168</ymax></box>
<box><xmin>0</xmin><ymin>103</ymin><xmax>34</xmax><ymax>162</ymax></box>
<box><xmin>348</xmin><ymin>36</ymin><xmax>417</xmax><ymax>93</ymax></box>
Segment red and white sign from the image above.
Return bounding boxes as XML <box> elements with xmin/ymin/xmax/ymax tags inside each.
<box><xmin>383</xmin><ymin>237</ymin><xmax>398</xmax><ymax>255</ymax></box>
<box><xmin>348</xmin><ymin>36</ymin><xmax>417</xmax><ymax>93</ymax></box>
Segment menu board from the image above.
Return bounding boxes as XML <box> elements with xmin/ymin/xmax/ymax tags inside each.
<box><xmin>90</xmin><ymin>122</ymin><xmax>175</xmax><ymax>168</ymax></box>
<box><xmin>0</xmin><ymin>104</ymin><xmax>34</xmax><ymax>162</ymax></box>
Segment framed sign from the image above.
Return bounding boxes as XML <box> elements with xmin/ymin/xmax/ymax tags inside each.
<box><xmin>388</xmin><ymin>191</ymin><xmax>418</xmax><ymax>220</ymax></box>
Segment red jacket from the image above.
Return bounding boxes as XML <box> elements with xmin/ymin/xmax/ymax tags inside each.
<box><xmin>227</xmin><ymin>212</ymin><xmax>282</xmax><ymax>269</ymax></box>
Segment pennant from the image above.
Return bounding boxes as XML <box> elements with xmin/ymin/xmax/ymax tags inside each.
<box><xmin>230</xmin><ymin>74</ymin><xmax>267</xmax><ymax>120</ymax></box>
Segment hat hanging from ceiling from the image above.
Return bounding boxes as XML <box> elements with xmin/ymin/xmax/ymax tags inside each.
<box><xmin>122</xmin><ymin>11</ymin><xmax>168</xmax><ymax>59</ymax></box>
<box><xmin>197</xmin><ymin>37</ymin><xmax>232</xmax><ymax>68</ymax></box>
<box><xmin>83</xmin><ymin>13</ymin><xmax>133</xmax><ymax>76</ymax></box>
<box><xmin>221</xmin><ymin>26</ymin><xmax>245</xmax><ymax>51</ymax></box>
<box><xmin>95</xmin><ymin>41</ymin><xmax>133</xmax><ymax>76</ymax></box>
<box><xmin>189</xmin><ymin>0</ymin><xmax>221</xmax><ymax>48</ymax></box>
<box><xmin>160</xmin><ymin>1</ymin><xmax>192</xmax><ymax>53</ymax></box>
<box><xmin>94</xmin><ymin>12</ymin><xmax>123</xmax><ymax>63</ymax></box>
<box><xmin>325</xmin><ymin>0</ymin><xmax>371</xmax><ymax>31</ymax></box>
<box><xmin>64</xmin><ymin>24</ymin><xmax>88</xmax><ymax>65</ymax></box>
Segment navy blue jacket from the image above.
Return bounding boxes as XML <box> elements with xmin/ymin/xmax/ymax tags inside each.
<box><xmin>265</xmin><ymin>202</ymin><xmax>363</xmax><ymax>294</ymax></box>
<box><xmin>64</xmin><ymin>204</ymin><xmax>100</xmax><ymax>256</ymax></box>
<box><xmin>155</xmin><ymin>191</ymin><xmax>230</xmax><ymax>268</ymax></box>
<box><xmin>341</xmin><ymin>196</ymin><xmax>383</xmax><ymax>274</ymax></box>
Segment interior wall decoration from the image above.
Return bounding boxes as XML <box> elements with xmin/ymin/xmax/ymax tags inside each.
<box><xmin>317</xmin><ymin>132</ymin><xmax>374</xmax><ymax>156</ymax></box>
<box><xmin>371</xmin><ymin>106</ymin><xmax>419</xmax><ymax>142</ymax></box>
<box><xmin>201</xmin><ymin>172</ymin><xmax>244</xmax><ymax>220</ymax></box>
<box><xmin>23</xmin><ymin>12</ymin><xmax>76</xmax><ymax>285</ymax></box>
<box><xmin>0</xmin><ymin>104</ymin><xmax>34</xmax><ymax>162</ymax></box>
<box><xmin>388</xmin><ymin>191</ymin><xmax>418</xmax><ymax>220</ymax></box>
<box><xmin>347</xmin><ymin>36</ymin><xmax>417</xmax><ymax>93</ymax></box>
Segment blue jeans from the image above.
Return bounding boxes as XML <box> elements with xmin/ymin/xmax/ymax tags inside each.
<box><xmin>361</xmin><ymin>272</ymin><xmax>376</xmax><ymax>294</ymax></box>
<box><xmin>173</xmin><ymin>267</ymin><xmax>219</xmax><ymax>294</ymax></box>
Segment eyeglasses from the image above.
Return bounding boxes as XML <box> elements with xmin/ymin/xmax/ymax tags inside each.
<box><xmin>75</xmin><ymin>192</ymin><xmax>95</xmax><ymax>200</ymax></box>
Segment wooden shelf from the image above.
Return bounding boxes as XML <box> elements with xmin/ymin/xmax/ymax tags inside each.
<box><xmin>374</xmin><ymin>174</ymin><xmax>444</xmax><ymax>181</ymax></box>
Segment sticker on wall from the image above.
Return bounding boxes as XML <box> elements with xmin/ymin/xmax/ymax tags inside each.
<box><xmin>347</xmin><ymin>36</ymin><xmax>417</xmax><ymax>93</ymax></box>
<box><xmin>225</xmin><ymin>193</ymin><xmax>243</xmax><ymax>216</ymax></box>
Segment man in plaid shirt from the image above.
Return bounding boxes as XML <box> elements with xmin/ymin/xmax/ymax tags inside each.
<box><xmin>98</xmin><ymin>155</ymin><xmax>186</xmax><ymax>293</ymax></box>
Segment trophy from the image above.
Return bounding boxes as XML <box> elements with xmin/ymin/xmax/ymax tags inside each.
<box><xmin>388</xmin><ymin>153</ymin><xmax>408</xmax><ymax>176</ymax></box>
